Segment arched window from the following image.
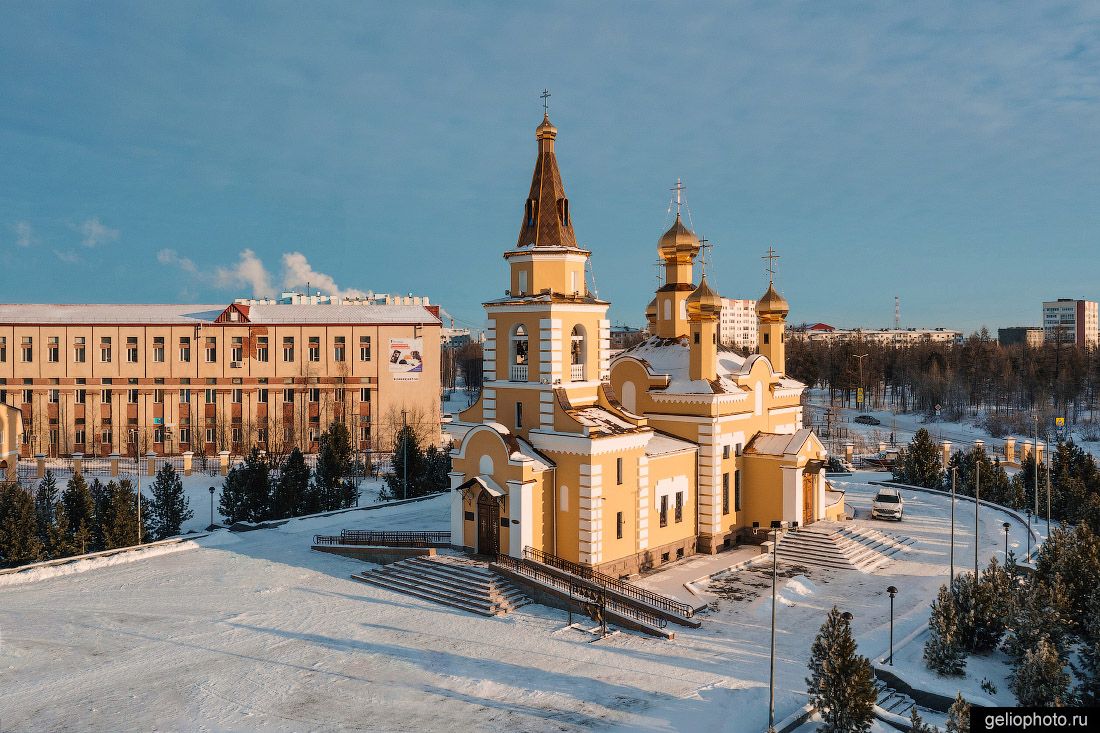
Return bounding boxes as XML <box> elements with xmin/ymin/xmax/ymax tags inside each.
<box><xmin>621</xmin><ymin>381</ymin><xmax>637</xmax><ymax>413</ymax></box>
<box><xmin>479</xmin><ymin>455</ymin><xmax>494</xmax><ymax>475</ymax></box>
<box><xmin>559</xmin><ymin>485</ymin><xmax>569</xmax><ymax>512</ymax></box>
<box><xmin>510</xmin><ymin>324</ymin><xmax>529</xmax><ymax>381</ymax></box>
<box><xmin>570</xmin><ymin>324</ymin><xmax>586</xmax><ymax>381</ymax></box>
<box><xmin>663</xmin><ymin>299</ymin><xmax>671</xmax><ymax>320</ymax></box>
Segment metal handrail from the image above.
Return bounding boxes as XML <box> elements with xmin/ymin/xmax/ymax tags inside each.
<box><xmin>312</xmin><ymin>530</ymin><xmax>450</xmax><ymax>547</ymax></box>
<box><xmin>523</xmin><ymin>545</ymin><xmax>693</xmax><ymax>619</ymax></box>
<box><xmin>495</xmin><ymin>554</ymin><xmax>667</xmax><ymax>629</ymax></box>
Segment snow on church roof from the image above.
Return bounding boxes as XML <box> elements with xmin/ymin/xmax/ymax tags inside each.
<box><xmin>617</xmin><ymin>336</ymin><xmax>804</xmax><ymax>395</ymax></box>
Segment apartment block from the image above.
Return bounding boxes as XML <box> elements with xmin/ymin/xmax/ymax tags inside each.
<box><xmin>1042</xmin><ymin>299</ymin><xmax>1098</xmax><ymax>347</ymax></box>
<box><xmin>719</xmin><ymin>298</ymin><xmax>758</xmax><ymax>349</ymax></box>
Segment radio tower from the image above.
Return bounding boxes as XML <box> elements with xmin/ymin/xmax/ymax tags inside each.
<box><xmin>895</xmin><ymin>295</ymin><xmax>900</xmax><ymax>330</ymax></box>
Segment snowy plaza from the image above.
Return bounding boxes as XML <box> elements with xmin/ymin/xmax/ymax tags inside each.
<box><xmin>0</xmin><ymin>477</ymin><xmax>1029</xmax><ymax>732</ymax></box>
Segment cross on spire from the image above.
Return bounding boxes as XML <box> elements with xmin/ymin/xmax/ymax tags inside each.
<box><xmin>540</xmin><ymin>89</ymin><xmax>551</xmax><ymax>115</ymax></box>
<box><xmin>654</xmin><ymin>259</ymin><xmax>664</xmax><ymax>287</ymax></box>
<box><xmin>670</xmin><ymin>178</ymin><xmax>685</xmax><ymax>216</ymax></box>
<box><xmin>698</xmin><ymin>235</ymin><xmax>712</xmax><ymax>277</ymax></box>
<box><xmin>762</xmin><ymin>246</ymin><xmax>781</xmax><ymax>285</ymax></box>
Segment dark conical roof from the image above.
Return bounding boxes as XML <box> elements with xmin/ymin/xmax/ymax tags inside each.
<box><xmin>516</xmin><ymin>114</ymin><xmax>578</xmax><ymax>249</ymax></box>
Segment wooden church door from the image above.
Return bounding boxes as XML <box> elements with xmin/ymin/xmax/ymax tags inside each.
<box><xmin>477</xmin><ymin>490</ymin><xmax>500</xmax><ymax>556</ymax></box>
<box><xmin>802</xmin><ymin>473</ymin><xmax>814</xmax><ymax>526</ymax></box>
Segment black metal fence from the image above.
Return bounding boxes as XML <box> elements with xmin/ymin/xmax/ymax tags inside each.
<box><xmin>312</xmin><ymin>529</ymin><xmax>451</xmax><ymax>547</ymax></box>
<box><xmin>523</xmin><ymin>545</ymin><xmax>693</xmax><ymax>619</ymax></box>
<box><xmin>494</xmin><ymin>553</ymin><xmax>667</xmax><ymax>630</ymax></box>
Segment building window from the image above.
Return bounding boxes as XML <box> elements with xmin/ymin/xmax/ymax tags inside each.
<box><xmin>48</xmin><ymin>389</ymin><xmax>60</xmax><ymax>403</ymax></box>
<box><xmin>309</xmin><ymin>427</ymin><xmax>319</xmax><ymax>443</ymax></box>
<box><xmin>256</xmin><ymin>336</ymin><xmax>268</xmax><ymax>362</ymax></box>
<box><xmin>232</xmin><ymin>389</ymin><xmax>242</xmax><ymax>404</ymax></box>
<box><xmin>511</xmin><ymin>325</ymin><xmax>529</xmax><ymax>366</ymax></box>
<box><xmin>47</xmin><ymin>336</ymin><xmax>59</xmax><ymax>363</ymax></box>
<box><xmin>126</xmin><ymin>337</ymin><xmax>139</xmax><ymax>363</ymax></box>
<box><xmin>22</xmin><ymin>389</ymin><xmax>32</xmax><ymax>404</ymax></box>
<box><xmin>179</xmin><ymin>427</ymin><xmax>191</xmax><ymax>445</ymax></box>
<box><xmin>515</xmin><ymin>401</ymin><xmax>522</xmax><ymax>429</ymax></box>
<box><xmin>153</xmin><ymin>427</ymin><xmax>165</xmax><ymax>444</ymax></box>
<box><xmin>102</xmin><ymin>428</ymin><xmax>112</xmax><ymax>445</ymax></box>
<box><xmin>75</xmin><ymin>389</ymin><xmax>86</xmax><ymax>404</ymax></box>
<box><xmin>283</xmin><ymin>388</ymin><xmax>294</xmax><ymax>404</ymax></box>
<box><xmin>205</xmin><ymin>388</ymin><xmax>216</xmax><ymax>404</ymax></box>
<box><xmin>616</xmin><ymin>511</ymin><xmax>624</xmax><ymax>540</ymax></box>
<box><xmin>21</xmin><ymin>337</ymin><xmax>32</xmax><ymax>362</ymax></box>
<box><xmin>675</xmin><ymin>491</ymin><xmax>683</xmax><ymax>523</ymax></box>
<box><xmin>735</xmin><ymin>471</ymin><xmax>742</xmax><ymax>512</ymax></box>
<box><xmin>659</xmin><ymin>495</ymin><xmax>668</xmax><ymax>528</ymax></box>
<box><xmin>258</xmin><ymin>388</ymin><xmax>268</xmax><ymax>403</ymax></box>
<box><xmin>152</xmin><ymin>337</ymin><xmax>165</xmax><ymax>363</ymax></box>
<box><xmin>74</xmin><ymin>337</ymin><xmax>86</xmax><ymax>363</ymax></box>
<box><xmin>179</xmin><ymin>337</ymin><xmax>191</xmax><ymax>362</ymax></box>
<box><xmin>334</xmin><ymin>336</ymin><xmax>345</xmax><ymax>362</ymax></box>
<box><xmin>334</xmin><ymin>387</ymin><xmax>345</xmax><ymax>402</ymax></box>
<box><xmin>308</xmin><ymin>388</ymin><xmax>320</xmax><ymax>403</ymax></box>
<box><xmin>128</xmin><ymin>388</ymin><xmax>139</xmax><ymax>404</ymax></box>
<box><xmin>0</xmin><ymin>336</ymin><xmax>6</xmax><ymax>362</ymax></box>
<box><xmin>100</xmin><ymin>337</ymin><xmax>112</xmax><ymax>363</ymax></box>
<box><xmin>308</xmin><ymin>337</ymin><xmax>320</xmax><ymax>362</ymax></box>
<box><xmin>206</xmin><ymin>427</ymin><xmax>215</xmax><ymax>445</ymax></box>
<box><xmin>180</xmin><ymin>388</ymin><xmax>191</xmax><ymax>403</ymax></box>
<box><xmin>232</xmin><ymin>427</ymin><xmax>242</xmax><ymax>444</ymax></box>
<box><xmin>723</xmin><ymin>444</ymin><xmax>730</xmax><ymax>460</ymax></box>
<box><xmin>360</xmin><ymin>387</ymin><xmax>370</xmax><ymax>402</ymax></box>
<box><xmin>153</xmin><ymin>389</ymin><xmax>164</xmax><ymax>404</ymax></box>
<box><xmin>75</xmin><ymin>428</ymin><xmax>86</xmax><ymax>446</ymax></box>
<box><xmin>722</xmin><ymin>472</ymin><xmax>730</xmax><ymax>515</ymax></box>
<box><xmin>360</xmin><ymin>336</ymin><xmax>371</xmax><ymax>361</ymax></box>
<box><xmin>205</xmin><ymin>337</ymin><xmax>217</xmax><ymax>363</ymax></box>
<box><xmin>101</xmin><ymin>389</ymin><xmax>112</xmax><ymax>404</ymax></box>
<box><xmin>231</xmin><ymin>337</ymin><xmax>243</xmax><ymax>363</ymax></box>
<box><xmin>283</xmin><ymin>337</ymin><xmax>294</xmax><ymax>362</ymax></box>
<box><xmin>570</xmin><ymin>325</ymin><xmax>586</xmax><ymax>381</ymax></box>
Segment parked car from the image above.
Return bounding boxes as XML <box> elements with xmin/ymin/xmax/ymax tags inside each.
<box><xmin>854</xmin><ymin>414</ymin><xmax>881</xmax><ymax>425</ymax></box>
<box><xmin>871</xmin><ymin>487</ymin><xmax>904</xmax><ymax>521</ymax></box>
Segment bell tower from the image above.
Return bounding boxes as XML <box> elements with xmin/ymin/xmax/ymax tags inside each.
<box><xmin>756</xmin><ymin>248</ymin><xmax>789</xmax><ymax>375</ymax></box>
<box><xmin>687</xmin><ymin>275</ymin><xmax>721</xmax><ymax>381</ymax></box>
<box><xmin>653</xmin><ymin>181</ymin><xmax>700</xmax><ymax>339</ymax></box>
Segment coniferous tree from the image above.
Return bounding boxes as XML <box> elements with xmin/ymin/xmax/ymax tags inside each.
<box><xmin>893</xmin><ymin>428</ymin><xmax>942</xmax><ymax>488</ymax></box>
<box><xmin>1002</xmin><ymin>577</ymin><xmax>1073</xmax><ymax>660</ymax></box>
<box><xmin>1011</xmin><ymin>637</ymin><xmax>1070</xmax><ymax>707</ymax></box>
<box><xmin>147</xmin><ymin>463</ymin><xmax>193</xmax><ymax>540</ymax></box>
<box><xmin>219</xmin><ymin>449</ymin><xmax>272</xmax><ymax>523</ymax></box>
<box><xmin>385</xmin><ymin>424</ymin><xmax>425</xmax><ymax>500</ymax></box>
<box><xmin>924</xmin><ymin>583</ymin><xmax>967</xmax><ymax>676</ymax></box>
<box><xmin>62</xmin><ymin>473</ymin><xmax>95</xmax><ymax>554</ymax></box>
<box><xmin>34</xmin><ymin>470</ymin><xmax>60</xmax><ymax>544</ymax></box>
<box><xmin>312</xmin><ymin>422</ymin><xmax>356</xmax><ymax>510</ymax></box>
<box><xmin>945</xmin><ymin>693</ymin><xmax>970</xmax><ymax>733</ymax></box>
<box><xmin>272</xmin><ymin>448</ymin><xmax>310</xmax><ymax>518</ymax></box>
<box><xmin>99</xmin><ymin>479</ymin><xmax>147</xmax><ymax>549</ymax></box>
<box><xmin>908</xmin><ymin>707</ymin><xmax>934</xmax><ymax>733</ymax></box>
<box><xmin>89</xmin><ymin>477</ymin><xmax>110</xmax><ymax>549</ymax></box>
<box><xmin>1073</xmin><ymin>586</ymin><xmax>1100</xmax><ymax>705</ymax></box>
<box><xmin>423</xmin><ymin>444</ymin><xmax>452</xmax><ymax>495</ymax></box>
<box><xmin>46</xmin><ymin>500</ymin><xmax>77</xmax><ymax>558</ymax></box>
<box><xmin>0</xmin><ymin>483</ymin><xmax>45</xmax><ymax>566</ymax></box>
<box><xmin>807</xmin><ymin>606</ymin><xmax>877</xmax><ymax>733</ymax></box>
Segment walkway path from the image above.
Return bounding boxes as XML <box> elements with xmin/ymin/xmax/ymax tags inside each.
<box><xmin>632</xmin><ymin>545</ymin><xmax>762</xmax><ymax>606</ymax></box>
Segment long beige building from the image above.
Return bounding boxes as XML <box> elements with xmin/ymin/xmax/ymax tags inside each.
<box><xmin>0</xmin><ymin>302</ymin><xmax>441</xmax><ymax>459</ymax></box>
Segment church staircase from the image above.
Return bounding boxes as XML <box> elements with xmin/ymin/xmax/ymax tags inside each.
<box><xmin>775</xmin><ymin>522</ymin><xmax>915</xmax><ymax>572</ymax></box>
<box><xmin>350</xmin><ymin>555</ymin><xmax>531</xmax><ymax>617</ymax></box>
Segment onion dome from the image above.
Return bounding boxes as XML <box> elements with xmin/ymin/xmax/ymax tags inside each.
<box><xmin>645</xmin><ymin>296</ymin><xmax>658</xmax><ymax>326</ymax></box>
<box><xmin>756</xmin><ymin>283</ymin><xmax>790</xmax><ymax>318</ymax></box>
<box><xmin>686</xmin><ymin>275</ymin><xmax>722</xmax><ymax>320</ymax></box>
<box><xmin>535</xmin><ymin>113</ymin><xmax>557</xmax><ymax>141</ymax></box>
<box><xmin>657</xmin><ymin>214</ymin><xmax>700</xmax><ymax>261</ymax></box>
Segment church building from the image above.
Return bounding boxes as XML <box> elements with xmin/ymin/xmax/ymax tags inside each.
<box><xmin>446</xmin><ymin>113</ymin><xmax>844</xmax><ymax>576</ymax></box>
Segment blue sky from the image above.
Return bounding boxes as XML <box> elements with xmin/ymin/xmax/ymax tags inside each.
<box><xmin>2</xmin><ymin>2</ymin><xmax>1098</xmax><ymax>333</ymax></box>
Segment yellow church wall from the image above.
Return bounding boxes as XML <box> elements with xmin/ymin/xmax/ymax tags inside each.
<box><xmin>506</xmin><ymin>250</ymin><xmax>589</xmax><ymax>297</ymax></box>
<box><xmin>490</xmin><ymin>311</ymin><xmax>544</xmax><ymax>383</ymax></box>
<box><xmin>644</xmin><ymin>448</ymin><xmax>698</xmax><ymax>555</ymax></box>
<box><xmin>589</xmin><ymin>445</ymin><xmax>644</xmax><ymax>565</ymax></box>
<box><xmin>535</xmin><ymin>449</ymin><xmax>587</xmax><ymax>563</ymax></box>
<box><xmin>740</xmin><ymin>455</ymin><xmax>786</xmax><ymax>530</ymax></box>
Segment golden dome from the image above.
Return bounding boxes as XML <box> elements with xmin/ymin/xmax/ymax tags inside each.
<box><xmin>657</xmin><ymin>214</ymin><xmax>699</xmax><ymax>260</ymax></box>
<box><xmin>645</xmin><ymin>296</ymin><xmax>658</xmax><ymax>320</ymax></box>
<box><xmin>686</xmin><ymin>275</ymin><xmax>722</xmax><ymax>320</ymax></box>
<box><xmin>756</xmin><ymin>283</ymin><xmax>790</xmax><ymax>317</ymax></box>
<box><xmin>536</xmin><ymin>113</ymin><xmax>557</xmax><ymax>140</ymax></box>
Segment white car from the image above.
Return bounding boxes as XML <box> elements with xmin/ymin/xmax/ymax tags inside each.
<box><xmin>871</xmin><ymin>487</ymin><xmax>904</xmax><ymax>521</ymax></box>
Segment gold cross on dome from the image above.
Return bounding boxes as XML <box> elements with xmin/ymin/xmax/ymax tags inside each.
<box><xmin>698</xmin><ymin>235</ymin><xmax>712</xmax><ymax>276</ymax></box>
<box><xmin>670</xmin><ymin>178</ymin><xmax>685</xmax><ymax>216</ymax></box>
<box><xmin>540</xmin><ymin>89</ymin><xmax>551</xmax><ymax>114</ymax></box>
<box><xmin>762</xmin><ymin>246</ymin><xmax>780</xmax><ymax>285</ymax></box>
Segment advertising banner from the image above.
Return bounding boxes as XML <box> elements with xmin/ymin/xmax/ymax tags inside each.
<box><xmin>388</xmin><ymin>338</ymin><xmax>424</xmax><ymax>381</ymax></box>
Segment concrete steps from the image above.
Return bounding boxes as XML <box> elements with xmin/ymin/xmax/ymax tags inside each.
<box><xmin>775</xmin><ymin>522</ymin><xmax>914</xmax><ymax>573</ymax></box>
<box><xmin>874</xmin><ymin>678</ymin><xmax>917</xmax><ymax>716</ymax></box>
<box><xmin>351</xmin><ymin>556</ymin><xmax>531</xmax><ymax>617</ymax></box>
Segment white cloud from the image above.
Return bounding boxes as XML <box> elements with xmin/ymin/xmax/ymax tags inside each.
<box><xmin>79</xmin><ymin>217</ymin><xmax>119</xmax><ymax>247</ymax></box>
<box><xmin>214</xmin><ymin>249</ymin><xmax>276</xmax><ymax>298</ymax></box>
<box><xmin>54</xmin><ymin>249</ymin><xmax>80</xmax><ymax>264</ymax></box>
<box><xmin>14</xmin><ymin>221</ymin><xmax>34</xmax><ymax>247</ymax></box>
<box><xmin>156</xmin><ymin>248</ymin><xmax>198</xmax><ymax>274</ymax></box>
<box><xmin>281</xmin><ymin>251</ymin><xmax>366</xmax><ymax>299</ymax></box>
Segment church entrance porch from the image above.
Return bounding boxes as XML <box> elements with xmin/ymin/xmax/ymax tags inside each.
<box><xmin>476</xmin><ymin>490</ymin><xmax>500</xmax><ymax>556</ymax></box>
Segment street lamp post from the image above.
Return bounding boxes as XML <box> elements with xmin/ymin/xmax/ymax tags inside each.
<box><xmin>1026</xmin><ymin>508</ymin><xmax>1032</xmax><ymax>563</ymax></box>
<box><xmin>753</xmin><ymin>519</ymin><xmax>798</xmax><ymax>733</ymax></box>
<box><xmin>1045</xmin><ymin>431</ymin><xmax>1052</xmax><ymax>536</ymax></box>
<box><xmin>886</xmin><ymin>586</ymin><xmax>898</xmax><ymax>665</ymax></box>
<box><xmin>974</xmin><ymin>455</ymin><xmax>981</xmax><ymax>580</ymax></box>
<box><xmin>1002</xmin><ymin>522</ymin><xmax>1011</xmax><ymax>562</ymax></box>
<box><xmin>851</xmin><ymin>353</ymin><xmax>869</xmax><ymax>411</ymax></box>
<box><xmin>949</xmin><ymin>467</ymin><xmax>956</xmax><ymax>582</ymax></box>
<box><xmin>208</xmin><ymin>486</ymin><xmax>216</xmax><ymax>529</ymax></box>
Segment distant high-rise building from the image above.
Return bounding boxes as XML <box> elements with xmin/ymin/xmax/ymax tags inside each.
<box><xmin>998</xmin><ymin>327</ymin><xmax>1044</xmax><ymax>348</ymax></box>
<box><xmin>719</xmin><ymin>298</ymin><xmax>758</xmax><ymax>349</ymax></box>
<box><xmin>1042</xmin><ymin>299</ymin><xmax>1098</xmax><ymax>347</ymax></box>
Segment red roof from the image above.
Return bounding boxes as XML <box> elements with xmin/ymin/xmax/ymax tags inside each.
<box><xmin>808</xmin><ymin>322</ymin><xmax>835</xmax><ymax>332</ymax></box>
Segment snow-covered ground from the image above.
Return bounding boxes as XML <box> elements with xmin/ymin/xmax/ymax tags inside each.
<box><xmin>0</xmin><ymin>478</ymin><xmax>1026</xmax><ymax>731</ymax></box>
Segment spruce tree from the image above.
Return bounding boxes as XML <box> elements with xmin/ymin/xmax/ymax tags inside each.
<box><xmin>62</xmin><ymin>473</ymin><xmax>95</xmax><ymax>553</ymax></box>
<box><xmin>1073</xmin><ymin>586</ymin><xmax>1100</xmax><ymax>705</ymax></box>
<box><xmin>46</xmin><ymin>500</ymin><xmax>77</xmax><ymax>558</ymax></box>
<box><xmin>313</xmin><ymin>422</ymin><xmax>355</xmax><ymax>510</ymax></box>
<box><xmin>908</xmin><ymin>707</ymin><xmax>933</xmax><ymax>733</ymax></box>
<box><xmin>219</xmin><ymin>449</ymin><xmax>271</xmax><ymax>523</ymax></box>
<box><xmin>99</xmin><ymin>479</ymin><xmax>146</xmax><ymax>549</ymax></box>
<box><xmin>272</xmin><ymin>447</ymin><xmax>309</xmax><ymax>518</ymax></box>
<box><xmin>34</xmin><ymin>470</ymin><xmax>60</xmax><ymax>543</ymax></box>
<box><xmin>147</xmin><ymin>463</ymin><xmax>193</xmax><ymax>540</ymax></box>
<box><xmin>0</xmin><ymin>483</ymin><xmax>45</xmax><ymax>566</ymax></box>
<box><xmin>89</xmin><ymin>477</ymin><xmax>109</xmax><ymax>551</ymax></box>
<box><xmin>807</xmin><ymin>606</ymin><xmax>877</xmax><ymax>733</ymax></box>
<box><xmin>924</xmin><ymin>583</ymin><xmax>966</xmax><ymax>676</ymax></box>
<box><xmin>1010</xmin><ymin>637</ymin><xmax>1070</xmax><ymax>706</ymax></box>
<box><xmin>385</xmin><ymin>424</ymin><xmax>425</xmax><ymax>500</ymax></box>
<box><xmin>423</xmin><ymin>444</ymin><xmax>452</xmax><ymax>495</ymax></box>
<box><xmin>893</xmin><ymin>428</ymin><xmax>942</xmax><ymax>488</ymax></box>
<box><xmin>945</xmin><ymin>693</ymin><xmax>970</xmax><ymax>733</ymax></box>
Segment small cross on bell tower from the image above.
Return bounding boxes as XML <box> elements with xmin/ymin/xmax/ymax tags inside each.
<box><xmin>762</xmin><ymin>246</ymin><xmax>780</xmax><ymax>286</ymax></box>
